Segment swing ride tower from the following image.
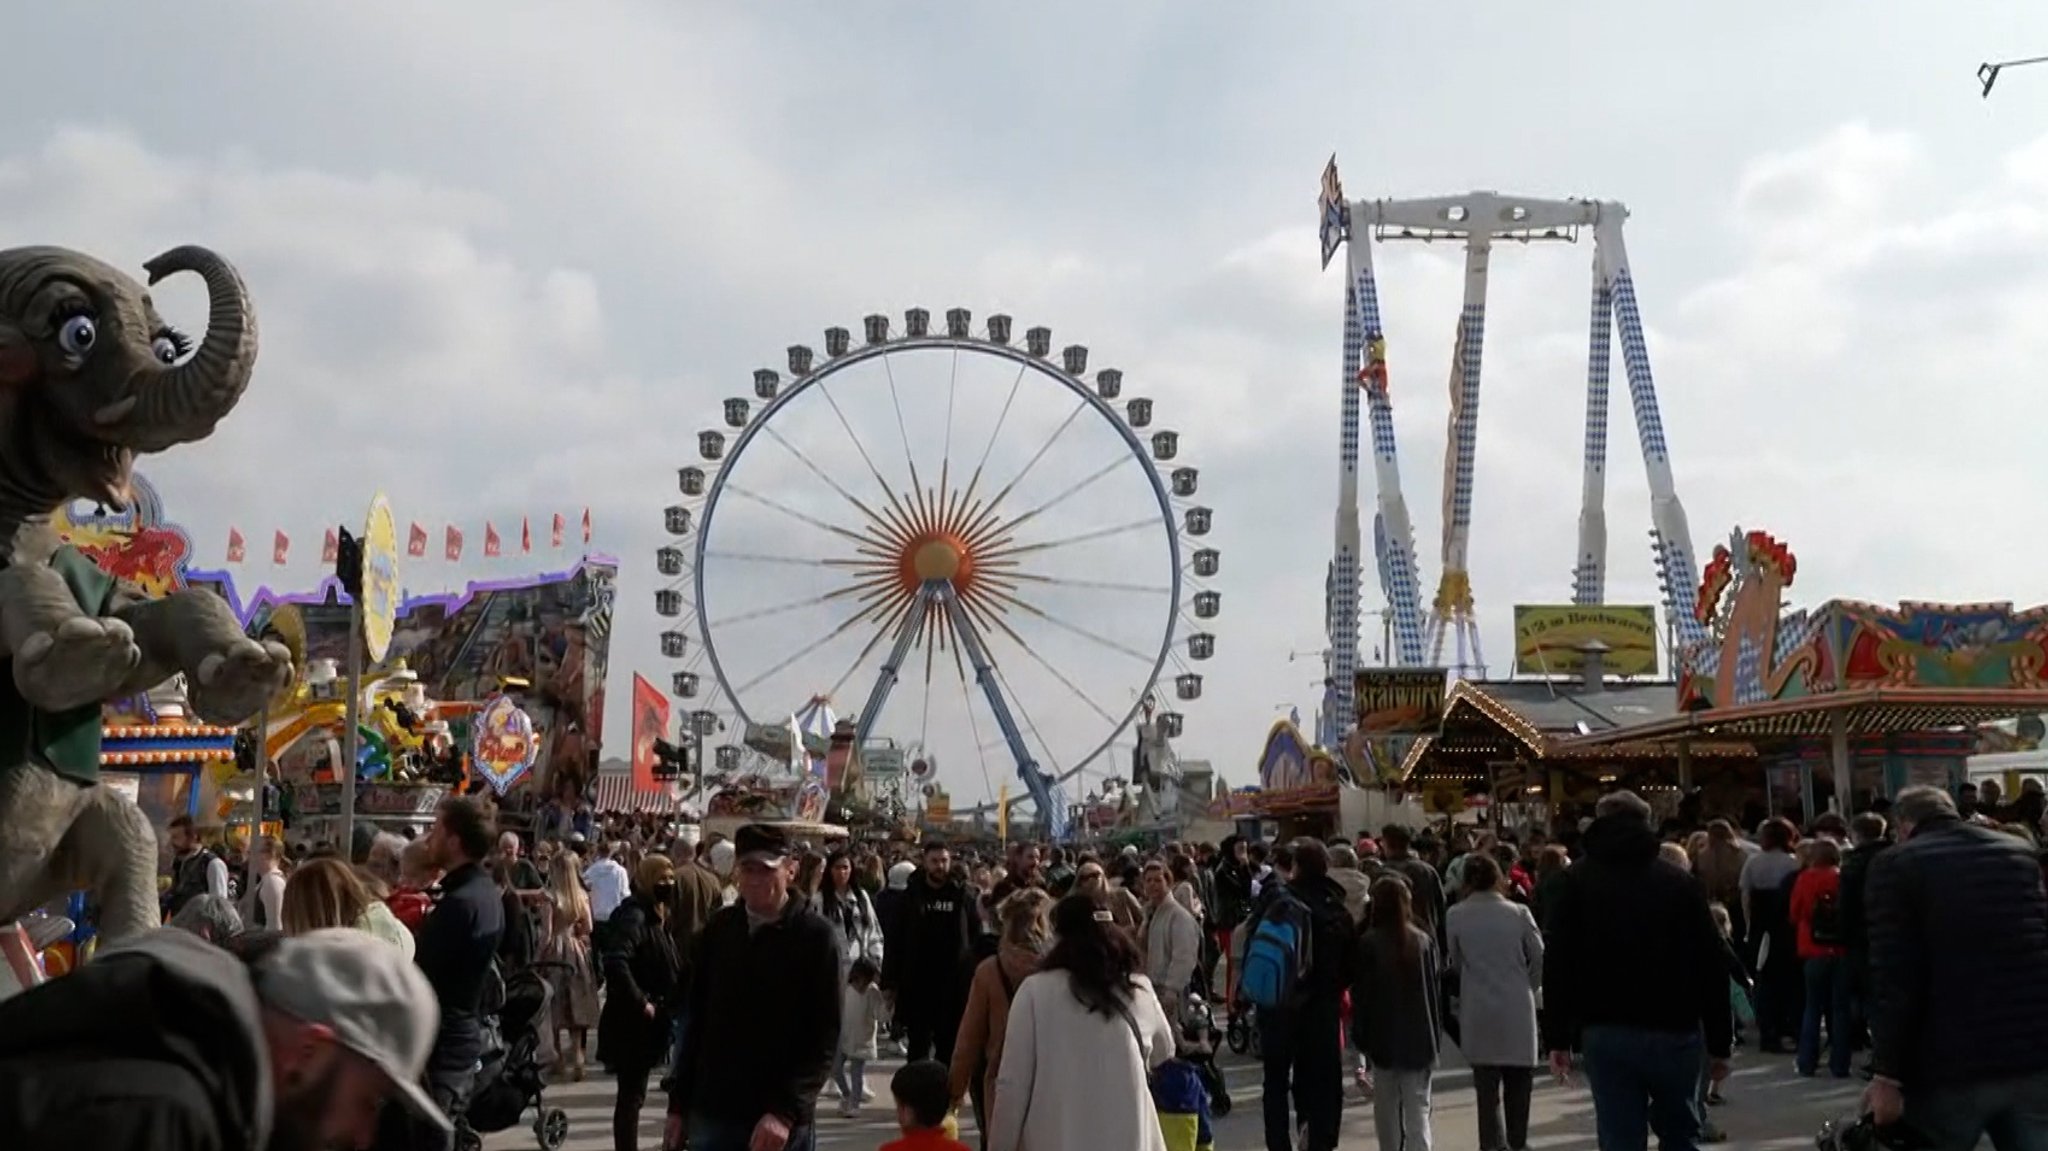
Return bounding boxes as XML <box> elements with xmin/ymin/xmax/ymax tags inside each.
<box><xmin>1317</xmin><ymin>158</ymin><xmax>1708</xmax><ymax>713</ymax></box>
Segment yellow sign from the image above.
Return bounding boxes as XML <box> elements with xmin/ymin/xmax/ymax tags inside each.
<box><xmin>927</xmin><ymin>791</ymin><xmax>951</xmax><ymax>824</ymax></box>
<box><xmin>996</xmin><ymin>784</ymin><xmax>1009</xmax><ymax>846</ymax></box>
<box><xmin>1512</xmin><ymin>604</ymin><xmax>1658</xmax><ymax>678</ymax></box>
<box><xmin>1354</xmin><ymin>668</ymin><xmax>1448</xmax><ymax>735</ymax></box>
<box><xmin>360</xmin><ymin>494</ymin><xmax>402</xmax><ymax>663</ymax></box>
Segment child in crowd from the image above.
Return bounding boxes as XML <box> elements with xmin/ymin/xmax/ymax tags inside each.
<box><xmin>1706</xmin><ymin>900</ymin><xmax>1752</xmax><ymax>1126</ymax></box>
<box><xmin>1150</xmin><ymin>1024</ymin><xmax>1217</xmax><ymax>1151</ymax></box>
<box><xmin>879</xmin><ymin>1060</ymin><xmax>971</xmax><ymax>1151</ymax></box>
<box><xmin>837</xmin><ymin>957</ymin><xmax>886</xmax><ymax>1116</ymax></box>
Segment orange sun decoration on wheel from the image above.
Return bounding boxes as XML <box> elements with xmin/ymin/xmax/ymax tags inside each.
<box><xmin>830</xmin><ymin>479</ymin><xmax>1028</xmax><ymax>658</ymax></box>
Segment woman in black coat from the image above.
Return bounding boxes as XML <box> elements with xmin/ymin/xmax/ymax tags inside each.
<box><xmin>598</xmin><ymin>854</ymin><xmax>681</xmax><ymax>1151</ymax></box>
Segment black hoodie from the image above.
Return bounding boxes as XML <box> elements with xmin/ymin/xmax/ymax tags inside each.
<box><xmin>0</xmin><ymin>929</ymin><xmax>272</xmax><ymax>1151</ymax></box>
<box><xmin>1539</xmin><ymin>812</ymin><xmax>1733</xmax><ymax>1058</ymax></box>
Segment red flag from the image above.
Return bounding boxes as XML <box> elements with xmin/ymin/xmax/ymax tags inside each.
<box><xmin>483</xmin><ymin>522</ymin><xmax>501</xmax><ymax>558</ymax></box>
<box><xmin>407</xmin><ymin>522</ymin><xmax>428</xmax><ymax>558</ymax></box>
<box><xmin>521</xmin><ymin>517</ymin><xmax>532</xmax><ymax>554</ymax></box>
<box><xmin>582</xmin><ymin>507</ymin><xmax>592</xmax><ymax>544</ymax></box>
<box><xmin>321</xmin><ymin>527</ymin><xmax>338</xmax><ymax>564</ymax></box>
<box><xmin>445</xmin><ymin>525</ymin><xmax>463</xmax><ymax>562</ymax></box>
<box><xmin>272</xmin><ymin>531</ymin><xmax>290</xmax><ymax>565</ymax></box>
<box><xmin>629</xmin><ymin>674</ymin><xmax>673</xmax><ymax>795</ymax></box>
<box><xmin>226</xmin><ymin>528</ymin><xmax>246</xmax><ymax>563</ymax></box>
<box><xmin>550</xmin><ymin>513</ymin><xmax>565</xmax><ymax>550</ymax></box>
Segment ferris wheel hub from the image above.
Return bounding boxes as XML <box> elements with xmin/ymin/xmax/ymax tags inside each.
<box><xmin>906</xmin><ymin>534</ymin><xmax>972</xmax><ymax>588</ymax></box>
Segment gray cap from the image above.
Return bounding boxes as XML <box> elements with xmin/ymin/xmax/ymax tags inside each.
<box><xmin>258</xmin><ymin>928</ymin><xmax>448</xmax><ymax>1131</ymax></box>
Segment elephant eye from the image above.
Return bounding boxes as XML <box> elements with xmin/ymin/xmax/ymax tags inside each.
<box><xmin>151</xmin><ymin>329</ymin><xmax>192</xmax><ymax>365</ymax></box>
<box><xmin>57</xmin><ymin>314</ymin><xmax>97</xmax><ymax>358</ymax></box>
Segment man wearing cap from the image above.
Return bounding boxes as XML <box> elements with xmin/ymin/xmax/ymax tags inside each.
<box><xmin>0</xmin><ymin>926</ymin><xmax>447</xmax><ymax>1150</ymax></box>
<box><xmin>667</xmin><ymin>823</ymin><xmax>840</xmax><ymax>1151</ymax></box>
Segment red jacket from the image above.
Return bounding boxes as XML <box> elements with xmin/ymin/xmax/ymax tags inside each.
<box><xmin>1789</xmin><ymin>867</ymin><xmax>1846</xmax><ymax>960</ymax></box>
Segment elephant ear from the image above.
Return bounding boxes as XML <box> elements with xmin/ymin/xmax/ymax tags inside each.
<box><xmin>0</xmin><ymin>322</ymin><xmax>35</xmax><ymax>386</ymax></box>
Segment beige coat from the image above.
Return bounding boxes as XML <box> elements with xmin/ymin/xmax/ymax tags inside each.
<box><xmin>949</xmin><ymin>943</ymin><xmax>1041</xmax><ymax>1109</ymax></box>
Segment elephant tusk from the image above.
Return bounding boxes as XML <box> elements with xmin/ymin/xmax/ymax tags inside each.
<box><xmin>92</xmin><ymin>396</ymin><xmax>138</xmax><ymax>426</ymax></box>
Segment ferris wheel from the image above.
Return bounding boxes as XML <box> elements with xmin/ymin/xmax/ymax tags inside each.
<box><xmin>655</xmin><ymin>310</ymin><xmax>1220</xmax><ymax>832</ymax></box>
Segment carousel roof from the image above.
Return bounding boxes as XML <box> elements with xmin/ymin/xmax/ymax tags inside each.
<box><xmin>1563</xmin><ymin>687</ymin><xmax>2048</xmax><ymax>744</ymax></box>
<box><xmin>1399</xmin><ymin>679</ymin><xmax>1753</xmax><ymax>781</ymax></box>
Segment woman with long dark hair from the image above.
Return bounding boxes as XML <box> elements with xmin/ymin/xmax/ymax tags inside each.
<box><xmin>813</xmin><ymin>848</ymin><xmax>885</xmax><ymax>983</ymax></box>
<box><xmin>989</xmin><ymin>891</ymin><xmax>1176</xmax><ymax>1151</ymax></box>
<box><xmin>1353</xmin><ymin>876</ymin><xmax>1443</xmax><ymax>1151</ymax></box>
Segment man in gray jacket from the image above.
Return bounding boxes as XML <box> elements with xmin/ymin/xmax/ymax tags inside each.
<box><xmin>1142</xmin><ymin>860</ymin><xmax>1201</xmax><ymax>1017</ymax></box>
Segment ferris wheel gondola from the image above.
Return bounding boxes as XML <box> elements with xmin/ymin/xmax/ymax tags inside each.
<box><xmin>657</xmin><ymin>310</ymin><xmax>1219</xmax><ymax>832</ymax></box>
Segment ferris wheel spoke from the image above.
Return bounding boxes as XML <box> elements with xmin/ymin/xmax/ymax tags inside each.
<box><xmin>970</xmin><ymin>453</ymin><xmax>1130</xmax><ymax>550</ymax></box>
<box><xmin>882</xmin><ymin>350</ymin><xmax>925</xmax><ymax>492</ymax></box>
<box><xmin>978</xmin><ymin>584</ymin><xmax>1157</xmax><ymax>665</ymax></box>
<box><xmin>982</xmin><ymin>516</ymin><xmax>1157</xmax><ymax>563</ymax></box>
<box><xmin>958</xmin><ymin>400</ymin><xmax>1088</xmax><ymax>544</ymax></box>
<box><xmin>825</xmin><ymin>595</ymin><xmax>917</xmax><ymax>703</ymax></box>
<box><xmin>816</xmin><ymin>376</ymin><xmax>921</xmax><ymax>529</ymax></box>
<box><xmin>999</xmin><ymin>571</ymin><xmax>1172</xmax><ymax>596</ymax></box>
<box><xmin>727</xmin><ymin>484</ymin><xmax>885</xmax><ymax>549</ymax></box>
<box><xmin>757</xmin><ymin>423</ymin><xmax>911</xmax><ymax>547</ymax></box>
<box><xmin>973</xmin><ymin>601</ymin><xmax>1121</xmax><ymax>729</ymax></box>
<box><xmin>990</xmin><ymin>657</ymin><xmax>1063</xmax><ymax>777</ymax></box>
<box><xmin>731</xmin><ymin>588</ymin><xmax>906</xmax><ymax>698</ymax></box>
<box><xmin>953</xmin><ymin>362</ymin><xmax>1029</xmax><ymax>517</ymax></box>
<box><xmin>705</xmin><ymin>548</ymin><xmax>852</xmax><ymax>568</ymax></box>
<box><xmin>721</xmin><ymin>585</ymin><xmax>867</xmax><ymax>629</ymax></box>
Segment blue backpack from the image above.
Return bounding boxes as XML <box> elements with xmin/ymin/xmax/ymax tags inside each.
<box><xmin>1238</xmin><ymin>887</ymin><xmax>1313</xmax><ymax>1009</ymax></box>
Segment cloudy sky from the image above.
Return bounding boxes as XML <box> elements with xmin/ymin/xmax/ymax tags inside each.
<box><xmin>13</xmin><ymin>2</ymin><xmax>2048</xmax><ymax>806</ymax></box>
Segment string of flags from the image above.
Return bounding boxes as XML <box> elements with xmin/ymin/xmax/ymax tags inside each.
<box><xmin>223</xmin><ymin>509</ymin><xmax>592</xmax><ymax>565</ymax></box>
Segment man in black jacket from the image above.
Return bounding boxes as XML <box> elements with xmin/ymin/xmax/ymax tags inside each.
<box><xmin>1863</xmin><ymin>785</ymin><xmax>2048</xmax><ymax>1147</ymax></box>
<box><xmin>0</xmin><ymin>925</ymin><xmax>447</xmax><ymax>1151</ymax></box>
<box><xmin>667</xmin><ymin>823</ymin><xmax>839</xmax><ymax>1151</ymax></box>
<box><xmin>1247</xmin><ymin>838</ymin><xmax>1354</xmax><ymax>1151</ymax></box>
<box><xmin>880</xmin><ymin>839</ymin><xmax>978</xmax><ymax>1063</ymax></box>
<box><xmin>414</xmin><ymin>795</ymin><xmax>505</xmax><ymax>1146</ymax></box>
<box><xmin>1543</xmin><ymin>791</ymin><xmax>1731</xmax><ymax>1151</ymax></box>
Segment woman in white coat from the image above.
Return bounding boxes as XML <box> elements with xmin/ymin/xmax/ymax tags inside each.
<box><xmin>813</xmin><ymin>849</ymin><xmax>885</xmax><ymax>981</ymax></box>
<box><xmin>990</xmin><ymin>890</ymin><xmax>1178</xmax><ymax>1151</ymax></box>
<box><xmin>1445</xmin><ymin>853</ymin><xmax>1544</xmax><ymax>1151</ymax></box>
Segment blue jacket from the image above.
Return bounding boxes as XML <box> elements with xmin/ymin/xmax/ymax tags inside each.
<box><xmin>1150</xmin><ymin>1059</ymin><xmax>1213</xmax><ymax>1151</ymax></box>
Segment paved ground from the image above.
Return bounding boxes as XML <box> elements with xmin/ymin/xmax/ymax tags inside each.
<box><xmin>483</xmin><ymin>1045</ymin><xmax>1865</xmax><ymax>1150</ymax></box>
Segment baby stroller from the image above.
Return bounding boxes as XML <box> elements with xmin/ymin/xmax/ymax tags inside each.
<box><xmin>1223</xmin><ymin>997</ymin><xmax>1260</xmax><ymax>1059</ymax></box>
<box><xmin>456</xmin><ymin>962</ymin><xmax>571</xmax><ymax>1151</ymax></box>
<box><xmin>1178</xmin><ymin>994</ymin><xmax>1231</xmax><ymax>1117</ymax></box>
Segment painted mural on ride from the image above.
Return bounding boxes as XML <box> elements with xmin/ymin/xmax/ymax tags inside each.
<box><xmin>1679</xmin><ymin>526</ymin><xmax>2048</xmax><ymax>712</ymax></box>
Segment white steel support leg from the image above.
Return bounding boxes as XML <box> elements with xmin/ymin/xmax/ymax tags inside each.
<box><xmin>1575</xmin><ymin>249</ymin><xmax>1613</xmax><ymax>606</ymax></box>
<box><xmin>1596</xmin><ymin>211</ymin><xmax>1708</xmax><ymax>652</ymax></box>
<box><xmin>1344</xmin><ymin>232</ymin><xmax>1428</xmax><ymax>676</ymax></box>
<box><xmin>1426</xmin><ymin>237</ymin><xmax>1491</xmax><ymax>679</ymax></box>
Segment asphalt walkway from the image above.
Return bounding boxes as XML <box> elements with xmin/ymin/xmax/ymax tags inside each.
<box><xmin>483</xmin><ymin>1045</ymin><xmax>1864</xmax><ymax>1150</ymax></box>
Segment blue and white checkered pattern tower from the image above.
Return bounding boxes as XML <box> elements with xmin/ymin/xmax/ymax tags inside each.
<box><xmin>1322</xmin><ymin>180</ymin><xmax>1706</xmax><ymax>685</ymax></box>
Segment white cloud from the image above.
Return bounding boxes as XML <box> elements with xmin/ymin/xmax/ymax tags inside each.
<box><xmin>18</xmin><ymin>83</ymin><xmax>2048</xmax><ymax>810</ymax></box>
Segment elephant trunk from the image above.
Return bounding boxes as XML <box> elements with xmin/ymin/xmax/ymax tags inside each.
<box><xmin>121</xmin><ymin>246</ymin><xmax>259</xmax><ymax>451</ymax></box>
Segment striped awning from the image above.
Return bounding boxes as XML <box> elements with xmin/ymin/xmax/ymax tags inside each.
<box><xmin>592</xmin><ymin>772</ymin><xmax>684</xmax><ymax>814</ymax></box>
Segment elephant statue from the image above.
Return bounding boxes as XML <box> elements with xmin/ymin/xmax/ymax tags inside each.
<box><xmin>0</xmin><ymin>245</ymin><xmax>290</xmax><ymax>946</ymax></box>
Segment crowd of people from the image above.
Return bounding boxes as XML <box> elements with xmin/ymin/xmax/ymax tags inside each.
<box><xmin>0</xmin><ymin>777</ymin><xmax>2045</xmax><ymax>1151</ymax></box>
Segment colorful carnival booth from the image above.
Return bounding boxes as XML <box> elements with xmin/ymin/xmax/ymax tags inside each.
<box><xmin>1564</xmin><ymin>529</ymin><xmax>2048</xmax><ymax>822</ymax></box>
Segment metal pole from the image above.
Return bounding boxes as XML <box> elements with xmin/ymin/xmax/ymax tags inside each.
<box><xmin>251</xmin><ymin>701</ymin><xmax>269</xmax><ymax>843</ymax></box>
<box><xmin>339</xmin><ymin>597</ymin><xmax>363</xmax><ymax>852</ymax></box>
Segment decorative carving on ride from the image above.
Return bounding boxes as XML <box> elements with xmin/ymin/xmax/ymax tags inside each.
<box><xmin>0</xmin><ymin>245</ymin><xmax>289</xmax><ymax>946</ymax></box>
<box><xmin>1681</xmin><ymin>528</ymin><xmax>1826</xmax><ymax>710</ymax></box>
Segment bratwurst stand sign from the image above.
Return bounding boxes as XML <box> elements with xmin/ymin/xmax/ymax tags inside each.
<box><xmin>1353</xmin><ymin>668</ymin><xmax>1449</xmax><ymax>735</ymax></box>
